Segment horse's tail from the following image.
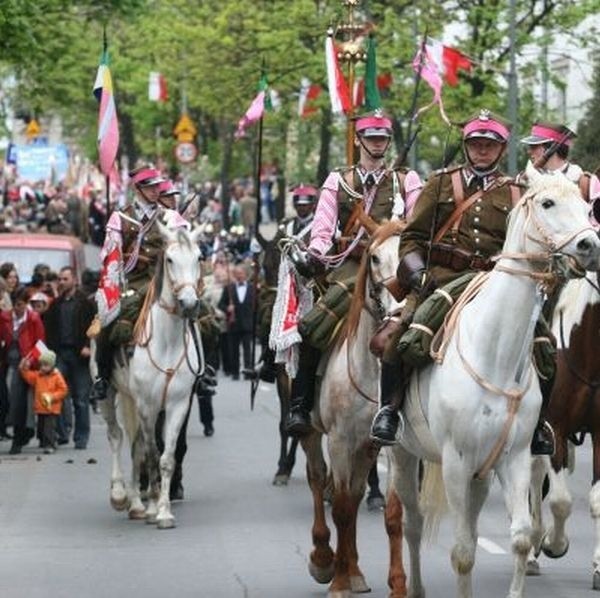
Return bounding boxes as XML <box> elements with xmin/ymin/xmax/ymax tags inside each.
<box><xmin>419</xmin><ymin>460</ymin><xmax>447</xmax><ymax>544</ymax></box>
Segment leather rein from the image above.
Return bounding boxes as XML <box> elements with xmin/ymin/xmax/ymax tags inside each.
<box><xmin>134</xmin><ymin>240</ymin><xmax>206</xmax><ymax>408</ymax></box>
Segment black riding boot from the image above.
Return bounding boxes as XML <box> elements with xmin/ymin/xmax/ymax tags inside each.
<box><xmin>285</xmin><ymin>344</ymin><xmax>320</xmax><ymax>437</ymax></box>
<box><xmin>531</xmin><ymin>375</ymin><xmax>555</xmax><ymax>456</ymax></box>
<box><xmin>89</xmin><ymin>330</ymin><xmax>112</xmax><ymax>402</ymax></box>
<box><xmin>370</xmin><ymin>361</ymin><xmax>406</xmax><ymax>445</ymax></box>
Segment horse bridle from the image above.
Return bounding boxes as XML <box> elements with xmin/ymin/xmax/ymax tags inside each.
<box><xmin>365</xmin><ymin>236</ymin><xmax>404</xmax><ymax>322</ymax></box>
<box><xmin>494</xmin><ymin>194</ymin><xmax>595</xmax><ymax>288</ymax></box>
<box><xmin>160</xmin><ymin>240</ymin><xmax>205</xmax><ymax>315</ymax></box>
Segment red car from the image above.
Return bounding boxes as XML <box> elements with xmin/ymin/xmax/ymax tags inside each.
<box><xmin>0</xmin><ymin>233</ymin><xmax>92</xmax><ymax>283</ymax></box>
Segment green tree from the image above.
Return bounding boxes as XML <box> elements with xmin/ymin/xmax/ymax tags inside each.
<box><xmin>573</xmin><ymin>50</ymin><xmax>600</xmax><ymax>172</ymax></box>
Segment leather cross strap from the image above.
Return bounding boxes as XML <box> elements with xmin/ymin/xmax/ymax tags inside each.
<box><xmin>433</xmin><ymin>170</ymin><xmax>486</xmax><ymax>244</ymax></box>
<box><xmin>341</xmin><ymin>170</ymin><xmax>379</xmax><ymax>236</ymax></box>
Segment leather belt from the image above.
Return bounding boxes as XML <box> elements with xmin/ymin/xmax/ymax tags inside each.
<box><xmin>429</xmin><ymin>243</ymin><xmax>493</xmax><ymax>272</ymax></box>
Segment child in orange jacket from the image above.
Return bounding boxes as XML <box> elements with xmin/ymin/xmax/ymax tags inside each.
<box><xmin>20</xmin><ymin>351</ymin><xmax>68</xmax><ymax>454</ymax></box>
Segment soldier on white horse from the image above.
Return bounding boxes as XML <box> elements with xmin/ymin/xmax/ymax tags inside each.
<box><xmin>371</xmin><ymin>109</ymin><xmax>555</xmax><ymax>456</ymax></box>
<box><xmin>384</xmin><ymin>165</ymin><xmax>600</xmax><ymax>598</ymax></box>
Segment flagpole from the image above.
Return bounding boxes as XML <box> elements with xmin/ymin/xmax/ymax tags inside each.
<box><xmin>249</xmin><ymin>64</ymin><xmax>266</xmax><ymax>410</ymax></box>
<box><xmin>102</xmin><ymin>26</ymin><xmax>111</xmax><ymax>219</ymax></box>
<box><xmin>395</xmin><ymin>27</ymin><xmax>428</xmax><ymax>169</ymax></box>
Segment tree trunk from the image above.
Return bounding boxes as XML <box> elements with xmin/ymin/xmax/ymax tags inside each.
<box><xmin>220</xmin><ymin>122</ymin><xmax>234</xmax><ymax>229</ymax></box>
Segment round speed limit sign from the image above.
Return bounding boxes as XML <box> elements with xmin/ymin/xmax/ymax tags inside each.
<box><xmin>174</xmin><ymin>142</ymin><xmax>198</xmax><ymax>164</ymax></box>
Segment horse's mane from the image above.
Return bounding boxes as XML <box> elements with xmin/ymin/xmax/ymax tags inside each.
<box><xmin>336</xmin><ymin>220</ymin><xmax>405</xmax><ymax>348</ymax></box>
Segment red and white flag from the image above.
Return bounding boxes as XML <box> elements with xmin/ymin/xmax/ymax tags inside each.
<box><xmin>148</xmin><ymin>72</ymin><xmax>168</xmax><ymax>102</ymax></box>
<box><xmin>325</xmin><ymin>35</ymin><xmax>352</xmax><ymax>115</ymax></box>
<box><xmin>28</xmin><ymin>339</ymin><xmax>49</xmax><ymax>361</ymax></box>
<box><xmin>298</xmin><ymin>78</ymin><xmax>322</xmax><ymax>118</ymax></box>
<box><xmin>418</xmin><ymin>38</ymin><xmax>472</xmax><ymax>87</ymax></box>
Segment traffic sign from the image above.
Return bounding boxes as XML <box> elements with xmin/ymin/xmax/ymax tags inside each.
<box><xmin>173</xmin><ymin>113</ymin><xmax>197</xmax><ymax>143</ymax></box>
<box><xmin>174</xmin><ymin>142</ymin><xmax>198</xmax><ymax>164</ymax></box>
<box><xmin>25</xmin><ymin>119</ymin><xmax>41</xmax><ymax>140</ymax></box>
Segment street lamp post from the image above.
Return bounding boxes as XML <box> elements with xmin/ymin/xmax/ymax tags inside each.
<box><xmin>334</xmin><ymin>0</ymin><xmax>367</xmax><ymax>165</ymax></box>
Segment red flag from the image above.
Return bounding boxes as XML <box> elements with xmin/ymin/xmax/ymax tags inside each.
<box><xmin>442</xmin><ymin>46</ymin><xmax>472</xmax><ymax>86</ymax></box>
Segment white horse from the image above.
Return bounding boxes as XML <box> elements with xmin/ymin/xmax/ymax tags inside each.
<box><xmin>97</xmin><ymin>223</ymin><xmax>204</xmax><ymax>529</ymax></box>
<box><xmin>301</xmin><ymin>221</ymin><xmax>405</xmax><ymax>598</ymax></box>
<box><xmin>385</xmin><ymin>168</ymin><xmax>600</xmax><ymax>598</ymax></box>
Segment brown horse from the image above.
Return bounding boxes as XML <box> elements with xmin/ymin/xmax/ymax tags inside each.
<box><xmin>528</xmin><ymin>270</ymin><xmax>600</xmax><ymax>586</ymax></box>
<box><xmin>300</xmin><ymin>222</ymin><xmax>404</xmax><ymax>598</ymax></box>
<box><xmin>256</xmin><ymin>228</ymin><xmax>387</xmax><ymax>505</ymax></box>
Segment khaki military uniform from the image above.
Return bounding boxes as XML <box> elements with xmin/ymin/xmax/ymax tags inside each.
<box><xmin>383</xmin><ymin>164</ymin><xmax>521</xmax><ymax>363</ymax></box>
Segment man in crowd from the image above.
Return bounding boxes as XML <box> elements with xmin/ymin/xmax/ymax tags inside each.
<box><xmin>43</xmin><ymin>266</ymin><xmax>95</xmax><ymax>449</ymax></box>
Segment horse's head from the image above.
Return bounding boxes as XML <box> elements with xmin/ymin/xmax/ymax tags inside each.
<box><xmin>365</xmin><ymin>221</ymin><xmax>406</xmax><ymax>318</ymax></box>
<box><xmin>157</xmin><ymin>221</ymin><xmax>204</xmax><ymax>319</ymax></box>
<box><xmin>342</xmin><ymin>221</ymin><xmax>405</xmax><ymax>344</ymax></box>
<box><xmin>507</xmin><ymin>165</ymin><xmax>600</xmax><ymax>277</ymax></box>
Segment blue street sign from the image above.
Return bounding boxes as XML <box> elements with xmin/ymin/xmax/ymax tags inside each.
<box><xmin>15</xmin><ymin>144</ymin><xmax>69</xmax><ymax>182</ymax></box>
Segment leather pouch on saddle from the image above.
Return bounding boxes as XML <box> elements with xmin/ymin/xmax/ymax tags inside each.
<box><xmin>108</xmin><ymin>290</ymin><xmax>145</xmax><ymax>346</ymax></box>
<box><xmin>532</xmin><ymin>317</ymin><xmax>557</xmax><ymax>381</ymax></box>
<box><xmin>298</xmin><ymin>279</ymin><xmax>355</xmax><ymax>351</ymax></box>
<box><xmin>397</xmin><ymin>272</ymin><xmax>477</xmax><ymax>368</ymax></box>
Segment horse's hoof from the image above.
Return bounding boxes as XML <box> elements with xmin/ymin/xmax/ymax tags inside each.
<box><xmin>309</xmin><ymin>560</ymin><xmax>334</xmax><ymax>584</ymax></box>
<box><xmin>593</xmin><ymin>570</ymin><xmax>600</xmax><ymax>590</ymax></box>
<box><xmin>110</xmin><ymin>495</ymin><xmax>129</xmax><ymax>512</ymax></box>
<box><xmin>327</xmin><ymin>591</ymin><xmax>351</xmax><ymax>598</ymax></box>
<box><xmin>157</xmin><ymin>517</ymin><xmax>176</xmax><ymax>530</ymax></box>
<box><xmin>350</xmin><ymin>575</ymin><xmax>371</xmax><ymax>593</ymax></box>
<box><xmin>272</xmin><ymin>473</ymin><xmax>289</xmax><ymax>486</ymax></box>
<box><xmin>145</xmin><ymin>512</ymin><xmax>158</xmax><ymax>524</ymax></box>
<box><xmin>541</xmin><ymin>533</ymin><xmax>569</xmax><ymax>559</ymax></box>
<box><xmin>128</xmin><ymin>507</ymin><xmax>146</xmax><ymax>520</ymax></box>
<box><xmin>367</xmin><ymin>494</ymin><xmax>385</xmax><ymax>512</ymax></box>
<box><xmin>526</xmin><ymin>559</ymin><xmax>540</xmax><ymax>576</ymax></box>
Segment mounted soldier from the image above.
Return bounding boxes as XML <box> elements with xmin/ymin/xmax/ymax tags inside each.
<box><xmin>370</xmin><ymin>108</ymin><xmax>556</xmax><ymax>456</ymax></box>
<box><xmin>89</xmin><ymin>166</ymin><xmax>189</xmax><ymax>402</ymax></box>
<box><xmin>284</xmin><ymin>108</ymin><xmax>423</xmax><ymax>437</ymax></box>
<box><xmin>254</xmin><ymin>184</ymin><xmax>318</xmax><ymax>384</ymax></box>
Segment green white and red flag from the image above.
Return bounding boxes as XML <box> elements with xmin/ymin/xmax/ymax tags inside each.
<box><xmin>235</xmin><ymin>74</ymin><xmax>271</xmax><ymax>139</ymax></box>
<box><xmin>93</xmin><ymin>49</ymin><xmax>120</xmax><ymax>176</ymax></box>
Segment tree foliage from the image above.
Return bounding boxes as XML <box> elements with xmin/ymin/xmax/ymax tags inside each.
<box><xmin>1</xmin><ymin>0</ymin><xmax>598</xmax><ymax>183</ymax></box>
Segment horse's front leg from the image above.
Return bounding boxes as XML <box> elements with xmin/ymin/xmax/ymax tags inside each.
<box><xmin>156</xmin><ymin>397</ymin><xmax>190</xmax><ymax>529</ymax></box>
<box><xmin>136</xmin><ymin>398</ymin><xmax>162</xmax><ymax>524</ymax></box>
<box><xmin>273</xmin><ymin>370</ymin><xmax>294</xmax><ymax>486</ymax></box>
<box><xmin>497</xmin><ymin>448</ymin><xmax>533</xmax><ymax>598</ymax></box>
<box><xmin>443</xmin><ymin>444</ymin><xmax>478</xmax><ymax>598</ymax></box>
<box><xmin>526</xmin><ymin>455</ymin><xmax>549</xmax><ymax>576</ymax></box>
<box><xmin>301</xmin><ymin>431</ymin><xmax>335</xmax><ymax>585</ymax></box>
<box><xmin>99</xmin><ymin>392</ymin><xmax>128</xmax><ymax>511</ymax></box>
<box><xmin>589</xmin><ymin>430</ymin><xmax>600</xmax><ymax>589</ymax></box>
<box><xmin>386</xmin><ymin>446</ymin><xmax>424</xmax><ymax>598</ymax></box>
<box><xmin>127</xmin><ymin>427</ymin><xmax>146</xmax><ymax>519</ymax></box>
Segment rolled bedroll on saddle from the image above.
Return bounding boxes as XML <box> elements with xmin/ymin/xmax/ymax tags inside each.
<box><xmin>397</xmin><ymin>272</ymin><xmax>477</xmax><ymax>367</ymax></box>
<box><xmin>298</xmin><ymin>279</ymin><xmax>355</xmax><ymax>351</ymax></box>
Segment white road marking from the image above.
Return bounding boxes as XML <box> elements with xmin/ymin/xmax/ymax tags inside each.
<box><xmin>478</xmin><ymin>537</ymin><xmax>507</xmax><ymax>555</ymax></box>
